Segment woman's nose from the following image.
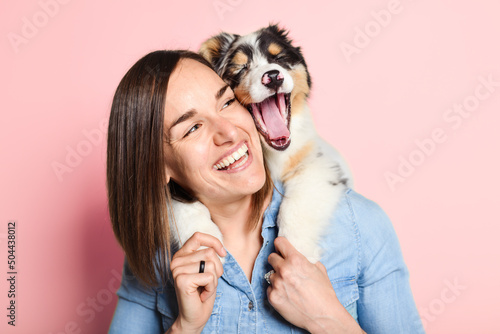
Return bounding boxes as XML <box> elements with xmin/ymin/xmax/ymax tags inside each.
<box><xmin>212</xmin><ymin>116</ymin><xmax>238</xmax><ymax>146</ymax></box>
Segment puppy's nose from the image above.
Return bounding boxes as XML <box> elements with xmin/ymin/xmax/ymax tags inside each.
<box><xmin>262</xmin><ymin>70</ymin><xmax>284</xmax><ymax>90</ymax></box>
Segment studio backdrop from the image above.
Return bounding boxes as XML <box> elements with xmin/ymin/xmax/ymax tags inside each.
<box><xmin>1</xmin><ymin>0</ymin><xmax>499</xmax><ymax>333</ymax></box>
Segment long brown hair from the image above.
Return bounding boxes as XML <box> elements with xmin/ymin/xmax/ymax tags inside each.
<box><xmin>107</xmin><ymin>50</ymin><xmax>273</xmax><ymax>288</ymax></box>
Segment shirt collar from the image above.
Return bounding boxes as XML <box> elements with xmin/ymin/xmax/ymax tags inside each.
<box><xmin>261</xmin><ymin>181</ymin><xmax>284</xmax><ymax>229</ymax></box>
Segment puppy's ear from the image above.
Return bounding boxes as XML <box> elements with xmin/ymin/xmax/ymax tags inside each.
<box><xmin>265</xmin><ymin>23</ymin><xmax>290</xmax><ymax>41</ymax></box>
<box><xmin>199</xmin><ymin>32</ymin><xmax>238</xmax><ymax>72</ymax></box>
<box><xmin>263</xmin><ymin>24</ymin><xmax>302</xmax><ymax>54</ymax></box>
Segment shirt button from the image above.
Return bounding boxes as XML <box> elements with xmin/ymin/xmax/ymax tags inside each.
<box><xmin>248</xmin><ymin>301</ymin><xmax>254</xmax><ymax>311</ymax></box>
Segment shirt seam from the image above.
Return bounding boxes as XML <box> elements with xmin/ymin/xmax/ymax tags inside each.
<box><xmin>345</xmin><ymin>188</ymin><xmax>361</xmax><ymax>280</ymax></box>
<box><xmin>260</xmin><ymin>302</ymin><xmax>270</xmax><ymax>334</ymax></box>
<box><xmin>237</xmin><ymin>293</ymin><xmax>242</xmax><ymax>334</ymax></box>
<box><xmin>116</xmin><ymin>293</ymin><xmax>158</xmax><ymax>312</ymax></box>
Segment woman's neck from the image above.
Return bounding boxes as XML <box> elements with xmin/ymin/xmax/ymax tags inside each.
<box><xmin>206</xmin><ymin>192</ymin><xmax>272</xmax><ymax>246</ymax></box>
<box><xmin>205</xmin><ymin>195</ymin><xmax>256</xmax><ymax>240</ymax></box>
<box><xmin>204</xmin><ymin>192</ymin><xmax>272</xmax><ymax>282</ymax></box>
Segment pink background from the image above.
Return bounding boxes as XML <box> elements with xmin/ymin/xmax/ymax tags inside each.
<box><xmin>1</xmin><ymin>0</ymin><xmax>499</xmax><ymax>333</ymax></box>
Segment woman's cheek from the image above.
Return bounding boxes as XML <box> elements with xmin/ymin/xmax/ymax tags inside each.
<box><xmin>239</xmin><ymin>113</ymin><xmax>258</xmax><ymax>136</ymax></box>
<box><xmin>190</xmin><ymin>143</ymin><xmax>212</xmax><ymax>169</ymax></box>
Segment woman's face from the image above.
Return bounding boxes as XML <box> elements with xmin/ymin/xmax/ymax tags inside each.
<box><xmin>163</xmin><ymin>59</ymin><xmax>266</xmax><ymax>207</ymax></box>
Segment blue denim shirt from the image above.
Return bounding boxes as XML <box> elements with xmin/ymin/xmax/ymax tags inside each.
<box><xmin>109</xmin><ymin>184</ymin><xmax>425</xmax><ymax>333</ymax></box>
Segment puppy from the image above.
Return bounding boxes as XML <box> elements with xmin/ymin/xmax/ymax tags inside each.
<box><xmin>170</xmin><ymin>25</ymin><xmax>352</xmax><ymax>263</ymax></box>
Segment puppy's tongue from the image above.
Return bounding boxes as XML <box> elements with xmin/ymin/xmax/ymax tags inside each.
<box><xmin>260</xmin><ymin>95</ymin><xmax>289</xmax><ymax>140</ymax></box>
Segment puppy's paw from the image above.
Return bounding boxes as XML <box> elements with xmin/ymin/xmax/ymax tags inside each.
<box><xmin>169</xmin><ymin>200</ymin><xmax>225</xmax><ymax>264</ymax></box>
<box><xmin>278</xmin><ymin>229</ymin><xmax>323</xmax><ymax>264</ymax></box>
<box><xmin>297</xmin><ymin>244</ymin><xmax>323</xmax><ymax>264</ymax></box>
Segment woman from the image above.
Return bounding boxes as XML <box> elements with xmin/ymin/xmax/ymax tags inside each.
<box><xmin>107</xmin><ymin>50</ymin><xmax>425</xmax><ymax>333</ymax></box>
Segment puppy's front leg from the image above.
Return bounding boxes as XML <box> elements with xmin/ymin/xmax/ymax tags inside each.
<box><xmin>169</xmin><ymin>200</ymin><xmax>225</xmax><ymax>261</ymax></box>
<box><xmin>277</xmin><ymin>157</ymin><xmax>347</xmax><ymax>263</ymax></box>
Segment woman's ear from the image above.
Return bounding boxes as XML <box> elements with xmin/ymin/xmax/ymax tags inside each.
<box><xmin>164</xmin><ymin>167</ymin><xmax>171</xmax><ymax>184</ymax></box>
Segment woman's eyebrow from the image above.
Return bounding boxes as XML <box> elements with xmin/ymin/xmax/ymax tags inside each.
<box><xmin>168</xmin><ymin>84</ymin><xmax>230</xmax><ymax>137</ymax></box>
<box><xmin>168</xmin><ymin>109</ymin><xmax>197</xmax><ymax>135</ymax></box>
<box><xmin>216</xmin><ymin>84</ymin><xmax>230</xmax><ymax>100</ymax></box>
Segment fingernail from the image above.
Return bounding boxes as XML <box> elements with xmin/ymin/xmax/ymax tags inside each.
<box><xmin>220</xmin><ymin>247</ymin><xmax>227</xmax><ymax>257</ymax></box>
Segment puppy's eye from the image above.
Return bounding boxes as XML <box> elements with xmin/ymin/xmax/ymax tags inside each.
<box><xmin>231</xmin><ymin>64</ymin><xmax>247</xmax><ymax>75</ymax></box>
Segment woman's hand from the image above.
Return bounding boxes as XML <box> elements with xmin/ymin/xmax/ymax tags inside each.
<box><xmin>267</xmin><ymin>237</ymin><xmax>365</xmax><ymax>334</ymax></box>
<box><xmin>167</xmin><ymin>232</ymin><xmax>226</xmax><ymax>334</ymax></box>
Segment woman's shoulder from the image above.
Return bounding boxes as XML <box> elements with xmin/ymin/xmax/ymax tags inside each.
<box><xmin>323</xmin><ymin>187</ymin><xmax>403</xmax><ymax>271</ymax></box>
<box><xmin>115</xmin><ymin>257</ymin><xmax>160</xmax><ymax>310</ymax></box>
<box><xmin>334</xmin><ymin>187</ymin><xmax>397</xmax><ymax>241</ymax></box>
<box><xmin>317</xmin><ymin>187</ymin><xmax>402</xmax><ymax>308</ymax></box>
<box><xmin>335</xmin><ymin>187</ymin><xmax>407</xmax><ymax>280</ymax></box>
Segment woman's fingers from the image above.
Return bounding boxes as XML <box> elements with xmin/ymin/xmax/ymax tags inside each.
<box><xmin>268</xmin><ymin>236</ymin><xmax>306</xmax><ymax>275</ymax></box>
<box><xmin>175</xmin><ymin>272</ymin><xmax>213</xmax><ymax>292</ymax></box>
<box><xmin>273</xmin><ymin>236</ymin><xmax>295</xmax><ymax>258</ymax></box>
<box><xmin>171</xmin><ymin>246</ymin><xmax>224</xmax><ymax>277</ymax></box>
<box><xmin>315</xmin><ymin>261</ymin><xmax>328</xmax><ymax>275</ymax></box>
<box><xmin>171</xmin><ymin>233</ymin><xmax>225</xmax><ymax>308</ymax></box>
<box><xmin>175</xmin><ymin>232</ymin><xmax>227</xmax><ymax>258</ymax></box>
<box><xmin>171</xmin><ymin>232</ymin><xmax>226</xmax><ymax>280</ymax></box>
<box><xmin>169</xmin><ymin>234</ymin><xmax>226</xmax><ymax>332</ymax></box>
<box><xmin>198</xmin><ymin>273</ymin><xmax>218</xmax><ymax>303</ymax></box>
<box><xmin>268</xmin><ymin>251</ymin><xmax>284</xmax><ymax>270</ymax></box>
<box><xmin>267</xmin><ymin>270</ymin><xmax>279</xmax><ymax>288</ymax></box>
<box><xmin>265</xmin><ymin>237</ymin><xmax>362</xmax><ymax>332</ymax></box>
<box><xmin>172</xmin><ymin>256</ymin><xmax>220</xmax><ymax>279</ymax></box>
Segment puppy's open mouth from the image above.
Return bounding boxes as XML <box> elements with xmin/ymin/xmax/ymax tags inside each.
<box><xmin>248</xmin><ymin>93</ymin><xmax>291</xmax><ymax>151</ymax></box>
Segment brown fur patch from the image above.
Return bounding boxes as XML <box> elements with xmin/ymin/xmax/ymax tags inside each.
<box><xmin>289</xmin><ymin>64</ymin><xmax>310</xmax><ymax>116</ymax></box>
<box><xmin>232</xmin><ymin>51</ymin><xmax>248</xmax><ymax>66</ymax></box>
<box><xmin>281</xmin><ymin>141</ymin><xmax>313</xmax><ymax>182</ymax></box>
<box><xmin>233</xmin><ymin>86</ymin><xmax>253</xmax><ymax>106</ymax></box>
<box><xmin>268</xmin><ymin>43</ymin><xmax>282</xmax><ymax>56</ymax></box>
<box><xmin>199</xmin><ymin>37</ymin><xmax>221</xmax><ymax>63</ymax></box>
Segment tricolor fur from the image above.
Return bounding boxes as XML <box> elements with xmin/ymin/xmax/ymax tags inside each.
<box><xmin>171</xmin><ymin>25</ymin><xmax>353</xmax><ymax>262</ymax></box>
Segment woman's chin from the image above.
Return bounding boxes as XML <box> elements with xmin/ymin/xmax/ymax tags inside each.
<box><xmin>244</xmin><ymin>174</ymin><xmax>267</xmax><ymax>194</ymax></box>
<box><xmin>209</xmin><ymin>169</ymin><xmax>267</xmax><ymax>200</ymax></box>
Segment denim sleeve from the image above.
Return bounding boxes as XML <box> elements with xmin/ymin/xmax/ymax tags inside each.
<box><xmin>346</xmin><ymin>190</ymin><xmax>425</xmax><ymax>333</ymax></box>
<box><xmin>108</xmin><ymin>258</ymin><xmax>164</xmax><ymax>334</ymax></box>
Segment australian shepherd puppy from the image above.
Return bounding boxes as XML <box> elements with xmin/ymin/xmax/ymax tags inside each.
<box><xmin>170</xmin><ymin>25</ymin><xmax>352</xmax><ymax>263</ymax></box>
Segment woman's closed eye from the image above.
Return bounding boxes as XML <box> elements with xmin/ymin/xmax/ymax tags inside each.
<box><xmin>184</xmin><ymin>123</ymin><xmax>201</xmax><ymax>138</ymax></box>
<box><xmin>182</xmin><ymin>97</ymin><xmax>235</xmax><ymax>138</ymax></box>
<box><xmin>222</xmin><ymin>98</ymin><xmax>236</xmax><ymax>109</ymax></box>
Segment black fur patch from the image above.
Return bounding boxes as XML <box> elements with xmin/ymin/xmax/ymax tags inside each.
<box><xmin>223</xmin><ymin>44</ymin><xmax>254</xmax><ymax>89</ymax></box>
<box><xmin>208</xmin><ymin>24</ymin><xmax>312</xmax><ymax>93</ymax></box>
<box><xmin>330</xmin><ymin>178</ymin><xmax>348</xmax><ymax>186</ymax></box>
<box><xmin>211</xmin><ymin>33</ymin><xmax>240</xmax><ymax>73</ymax></box>
<box><xmin>258</xmin><ymin>27</ymin><xmax>300</xmax><ymax>70</ymax></box>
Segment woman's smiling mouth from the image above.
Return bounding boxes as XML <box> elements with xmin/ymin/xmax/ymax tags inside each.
<box><xmin>213</xmin><ymin>142</ymin><xmax>250</xmax><ymax>171</ymax></box>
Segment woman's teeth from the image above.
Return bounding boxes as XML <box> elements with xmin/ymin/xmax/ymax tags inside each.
<box><xmin>214</xmin><ymin>144</ymin><xmax>249</xmax><ymax>170</ymax></box>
